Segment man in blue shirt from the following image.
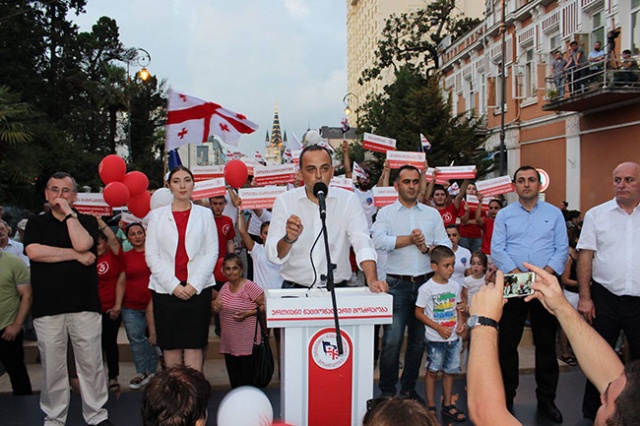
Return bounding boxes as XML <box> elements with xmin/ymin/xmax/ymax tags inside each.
<box><xmin>491</xmin><ymin>165</ymin><xmax>568</xmax><ymax>423</ymax></box>
<box><xmin>372</xmin><ymin>165</ymin><xmax>451</xmax><ymax>400</ymax></box>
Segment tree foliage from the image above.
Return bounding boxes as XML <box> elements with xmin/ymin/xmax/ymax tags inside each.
<box><xmin>360</xmin><ymin>0</ymin><xmax>481</xmax><ymax>84</ymax></box>
<box><xmin>358</xmin><ymin>65</ymin><xmax>491</xmax><ymax>179</ymax></box>
<box><xmin>0</xmin><ymin>1</ymin><xmax>166</xmax><ymax>209</ymax></box>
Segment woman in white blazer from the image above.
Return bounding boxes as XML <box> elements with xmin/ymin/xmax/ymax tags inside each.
<box><xmin>145</xmin><ymin>166</ymin><xmax>218</xmax><ymax>371</ymax></box>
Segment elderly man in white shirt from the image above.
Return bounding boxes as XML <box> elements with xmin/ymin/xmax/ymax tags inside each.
<box><xmin>577</xmin><ymin>161</ymin><xmax>640</xmax><ymax>420</ymax></box>
<box><xmin>266</xmin><ymin>145</ymin><xmax>387</xmax><ymax>292</ymax></box>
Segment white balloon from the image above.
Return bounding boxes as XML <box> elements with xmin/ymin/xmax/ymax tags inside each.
<box><xmin>149</xmin><ymin>188</ymin><xmax>173</xmax><ymax>210</ymax></box>
<box><xmin>217</xmin><ymin>386</ymin><xmax>274</xmax><ymax>426</ymax></box>
<box><xmin>304</xmin><ymin>129</ymin><xmax>322</xmax><ymax>145</ymax></box>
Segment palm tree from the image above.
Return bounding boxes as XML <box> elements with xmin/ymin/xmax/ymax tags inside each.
<box><xmin>0</xmin><ymin>85</ymin><xmax>35</xmax><ymax>145</ymax></box>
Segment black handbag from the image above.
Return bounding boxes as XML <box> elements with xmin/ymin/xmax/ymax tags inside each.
<box><xmin>252</xmin><ymin>305</ymin><xmax>274</xmax><ymax>388</ymax></box>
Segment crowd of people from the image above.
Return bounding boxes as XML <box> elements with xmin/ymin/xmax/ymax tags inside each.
<box><xmin>0</xmin><ymin>144</ymin><xmax>638</xmax><ymax>425</ymax></box>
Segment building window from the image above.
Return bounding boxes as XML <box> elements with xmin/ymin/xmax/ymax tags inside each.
<box><xmin>479</xmin><ymin>73</ymin><xmax>487</xmax><ymax>116</ymax></box>
<box><xmin>523</xmin><ymin>49</ymin><xmax>535</xmax><ymax>98</ymax></box>
<box><xmin>633</xmin><ymin>0</ymin><xmax>640</xmax><ymax>54</ymax></box>
<box><xmin>466</xmin><ymin>78</ymin><xmax>475</xmax><ymax>117</ymax></box>
<box><xmin>591</xmin><ymin>11</ymin><xmax>605</xmax><ymax>47</ymax></box>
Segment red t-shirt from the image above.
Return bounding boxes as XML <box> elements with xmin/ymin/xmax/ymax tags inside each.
<box><xmin>173</xmin><ymin>209</ymin><xmax>191</xmax><ymax>283</ymax></box>
<box><xmin>480</xmin><ymin>216</ymin><xmax>496</xmax><ymax>255</ymax></box>
<box><xmin>437</xmin><ymin>203</ymin><xmax>459</xmax><ymax>227</ymax></box>
<box><xmin>458</xmin><ymin>200</ymin><xmax>482</xmax><ymax>239</ymax></box>
<box><xmin>214</xmin><ymin>215</ymin><xmax>236</xmax><ymax>282</ymax></box>
<box><xmin>123</xmin><ymin>249</ymin><xmax>152</xmax><ymax>311</ymax></box>
<box><xmin>97</xmin><ymin>250</ymin><xmax>124</xmax><ymax>312</ymax></box>
<box><xmin>218</xmin><ymin>280</ymin><xmax>264</xmax><ymax>356</ymax></box>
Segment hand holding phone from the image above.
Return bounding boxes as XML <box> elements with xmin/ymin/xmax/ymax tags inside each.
<box><xmin>502</xmin><ymin>272</ymin><xmax>535</xmax><ymax>298</ymax></box>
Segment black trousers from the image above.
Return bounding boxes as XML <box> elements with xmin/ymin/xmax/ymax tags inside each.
<box><xmin>101</xmin><ymin>313</ymin><xmax>121</xmax><ymax>380</ymax></box>
<box><xmin>0</xmin><ymin>329</ymin><xmax>32</xmax><ymax>395</ymax></box>
<box><xmin>498</xmin><ymin>297</ymin><xmax>558</xmax><ymax>404</ymax></box>
<box><xmin>583</xmin><ymin>283</ymin><xmax>640</xmax><ymax>418</ymax></box>
<box><xmin>224</xmin><ymin>353</ymin><xmax>254</xmax><ymax>388</ymax></box>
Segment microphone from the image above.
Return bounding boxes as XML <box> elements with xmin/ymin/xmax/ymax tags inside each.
<box><xmin>313</xmin><ymin>182</ymin><xmax>328</xmax><ymax>219</ymax></box>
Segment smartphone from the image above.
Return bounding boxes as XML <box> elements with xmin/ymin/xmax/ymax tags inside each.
<box><xmin>503</xmin><ymin>272</ymin><xmax>535</xmax><ymax>298</ymax></box>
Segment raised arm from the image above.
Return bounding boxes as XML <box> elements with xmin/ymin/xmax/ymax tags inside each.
<box><xmin>97</xmin><ymin>216</ymin><xmax>120</xmax><ymax>255</ymax></box>
<box><xmin>343</xmin><ymin>140</ymin><xmax>352</xmax><ymax>178</ymax></box>
<box><xmin>377</xmin><ymin>160</ymin><xmax>390</xmax><ymax>187</ymax></box>
<box><xmin>236</xmin><ymin>206</ymin><xmax>256</xmax><ymax>252</ymax></box>
<box><xmin>453</xmin><ymin>179</ymin><xmax>470</xmax><ymax>210</ymax></box>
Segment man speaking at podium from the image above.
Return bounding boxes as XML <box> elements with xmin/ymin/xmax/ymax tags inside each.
<box><xmin>266</xmin><ymin>144</ymin><xmax>387</xmax><ymax>293</ymax></box>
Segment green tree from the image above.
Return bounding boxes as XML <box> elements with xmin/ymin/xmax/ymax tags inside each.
<box><xmin>358</xmin><ymin>65</ymin><xmax>491</xmax><ymax>179</ymax></box>
<box><xmin>360</xmin><ymin>0</ymin><xmax>481</xmax><ymax>84</ymax></box>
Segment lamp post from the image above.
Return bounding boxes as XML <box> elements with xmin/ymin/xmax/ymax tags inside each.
<box><xmin>343</xmin><ymin>92</ymin><xmax>360</xmax><ymax>124</ymax></box>
<box><xmin>499</xmin><ymin>0</ymin><xmax>506</xmax><ymax>176</ymax></box>
<box><xmin>122</xmin><ymin>47</ymin><xmax>152</xmax><ymax>163</ymax></box>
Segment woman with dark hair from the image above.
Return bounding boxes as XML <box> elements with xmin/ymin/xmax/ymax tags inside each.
<box><xmin>119</xmin><ymin>223</ymin><xmax>158</xmax><ymax>389</ymax></box>
<box><xmin>145</xmin><ymin>166</ymin><xmax>218</xmax><ymax>371</ymax></box>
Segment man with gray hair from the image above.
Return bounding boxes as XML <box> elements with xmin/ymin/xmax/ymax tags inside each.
<box><xmin>24</xmin><ymin>172</ymin><xmax>111</xmax><ymax>426</ymax></box>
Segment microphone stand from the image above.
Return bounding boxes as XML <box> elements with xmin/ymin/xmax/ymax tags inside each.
<box><xmin>318</xmin><ymin>199</ymin><xmax>344</xmax><ymax>355</ymax></box>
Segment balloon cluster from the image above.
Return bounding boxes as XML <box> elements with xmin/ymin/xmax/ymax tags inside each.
<box><xmin>99</xmin><ymin>155</ymin><xmax>150</xmax><ymax>218</ymax></box>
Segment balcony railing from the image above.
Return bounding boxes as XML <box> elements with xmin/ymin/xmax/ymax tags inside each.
<box><xmin>543</xmin><ymin>55</ymin><xmax>640</xmax><ymax>112</ymax></box>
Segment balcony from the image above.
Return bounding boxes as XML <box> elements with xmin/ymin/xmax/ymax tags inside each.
<box><xmin>543</xmin><ymin>58</ymin><xmax>640</xmax><ymax>112</ymax></box>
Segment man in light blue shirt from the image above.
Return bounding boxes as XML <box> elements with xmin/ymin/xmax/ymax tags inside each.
<box><xmin>491</xmin><ymin>165</ymin><xmax>568</xmax><ymax>423</ymax></box>
<box><xmin>372</xmin><ymin>165</ymin><xmax>450</xmax><ymax>400</ymax></box>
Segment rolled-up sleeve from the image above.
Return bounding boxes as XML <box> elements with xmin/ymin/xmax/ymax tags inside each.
<box><xmin>265</xmin><ymin>194</ymin><xmax>289</xmax><ymax>265</ymax></box>
<box><xmin>346</xmin><ymin>194</ymin><xmax>377</xmax><ymax>267</ymax></box>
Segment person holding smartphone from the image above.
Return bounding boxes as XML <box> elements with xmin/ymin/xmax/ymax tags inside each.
<box><xmin>490</xmin><ymin>165</ymin><xmax>568</xmax><ymax>422</ymax></box>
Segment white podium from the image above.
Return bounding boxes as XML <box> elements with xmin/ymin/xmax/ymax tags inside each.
<box><xmin>266</xmin><ymin>287</ymin><xmax>393</xmax><ymax>426</ymax></box>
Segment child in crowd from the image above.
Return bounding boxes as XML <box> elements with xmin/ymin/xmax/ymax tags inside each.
<box><xmin>415</xmin><ymin>246</ymin><xmax>466</xmax><ymax>423</ymax></box>
<box><xmin>461</xmin><ymin>251</ymin><xmax>488</xmax><ymax>313</ymax></box>
<box><xmin>445</xmin><ymin>224</ymin><xmax>471</xmax><ymax>283</ymax></box>
<box><xmin>475</xmin><ymin>195</ymin><xmax>502</xmax><ymax>257</ymax></box>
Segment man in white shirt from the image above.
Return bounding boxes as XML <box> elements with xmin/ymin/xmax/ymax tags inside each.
<box><xmin>0</xmin><ymin>220</ymin><xmax>30</xmax><ymax>266</ymax></box>
<box><xmin>577</xmin><ymin>161</ymin><xmax>640</xmax><ymax>420</ymax></box>
<box><xmin>372</xmin><ymin>165</ymin><xmax>450</xmax><ymax>399</ymax></box>
<box><xmin>266</xmin><ymin>145</ymin><xmax>387</xmax><ymax>292</ymax></box>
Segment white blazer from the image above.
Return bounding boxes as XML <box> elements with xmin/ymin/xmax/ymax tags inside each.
<box><xmin>145</xmin><ymin>203</ymin><xmax>218</xmax><ymax>294</ymax></box>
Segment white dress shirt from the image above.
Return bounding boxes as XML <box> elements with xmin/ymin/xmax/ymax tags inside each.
<box><xmin>265</xmin><ymin>187</ymin><xmax>377</xmax><ymax>286</ymax></box>
<box><xmin>577</xmin><ymin>198</ymin><xmax>640</xmax><ymax>296</ymax></box>
<box><xmin>2</xmin><ymin>239</ymin><xmax>30</xmax><ymax>267</ymax></box>
<box><xmin>146</xmin><ymin>203</ymin><xmax>218</xmax><ymax>294</ymax></box>
<box><xmin>372</xmin><ymin>201</ymin><xmax>451</xmax><ymax>276</ymax></box>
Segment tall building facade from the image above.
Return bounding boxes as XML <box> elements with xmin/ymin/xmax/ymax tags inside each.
<box><xmin>265</xmin><ymin>105</ymin><xmax>283</xmax><ymax>165</ymax></box>
<box><xmin>440</xmin><ymin>0</ymin><xmax>640</xmax><ymax>213</ymax></box>
<box><xmin>346</xmin><ymin>0</ymin><xmax>483</xmax><ymax>108</ymax></box>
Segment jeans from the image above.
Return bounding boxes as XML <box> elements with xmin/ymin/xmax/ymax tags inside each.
<box><xmin>553</xmin><ymin>76</ymin><xmax>566</xmax><ymax>97</ymax></box>
<box><xmin>121</xmin><ymin>308</ymin><xmax>157</xmax><ymax>376</ymax></box>
<box><xmin>426</xmin><ymin>339</ymin><xmax>461</xmax><ymax>374</ymax></box>
<box><xmin>459</xmin><ymin>237</ymin><xmax>482</xmax><ymax>255</ymax></box>
<box><xmin>378</xmin><ymin>276</ymin><xmax>426</xmax><ymax>395</ymax></box>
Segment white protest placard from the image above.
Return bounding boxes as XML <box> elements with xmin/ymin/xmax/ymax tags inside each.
<box><xmin>192</xmin><ymin>165</ymin><xmax>224</xmax><ymax>182</ymax></box>
<box><xmin>192</xmin><ymin>178</ymin><xmax>226</xmax><ymax>201</ymax></box>
<box><xmin>120</xmin><ymin>211</ymin><xmax>150</xmax><ymax>225</ymax></box>
<box><xmin>75</xmin><ymin>193</ymin><xmax>112</xmax><ymax>216</ymax></box>
<box><xmin>253</xmin><ymin>164</ymin><xmax>298</xmax><ymax>186</ymax></box>
<box><xmin>362</xmin><ymin>133</ymin><xmax>396</xmax><ymax>154</ymax></box>
<box><xmin>475</xmin><ymin>175</ymin><xmax>515</xmax><ymax>197</ymax></box>
<box><xmin>386</xmin><ymin>151</ymin><xmax>426</xmax><ymax>169</ymax></box>
<box><xmin>373</xmin><ymin>186</ymin><xmax>398</xmax><ymax>207</ymax></box>
<box><xmin>465</xmin><ymin>195</ymin><xmax>491</xmax><ymax>212</ymax></box>
<box><xmin>330</xmin><ymin>177</ymin><xmax>354</xmax><ymax>192</ymax></box>
<box><xmin>239</xmin><ymin>158</ymin><xmax>257</xmax><ymax>176</ymax></box>
<box><xmin>238</xmin><ymin>186</ymin><xmax>287</xmax><ymax>210</ymax></box>
<box><xmin>424</xmin><ymin>168</ymin><xmax>447</xmax><ymax>185</ymax></box>
<box><xmin>435</xmin><ymin>165</ymin><xmax>477</xmax><ymax>180</ymax></box>
<box><xmin>291</xmin><ymin>149</ymin><xmax>302</xmax><ymax>165</ymax></box>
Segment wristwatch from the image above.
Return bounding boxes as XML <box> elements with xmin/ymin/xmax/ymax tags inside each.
<box><xmin>467</xmin><ymin>315</ymin><xmax>499</xmax><ymax>330</ymax></box>
<box><xmin>64</xmin><ymin>211</ymin><xmax>78</xmax><ymax>221</ymax></box>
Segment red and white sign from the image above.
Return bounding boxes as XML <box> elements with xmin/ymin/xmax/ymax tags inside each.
<box><xmin>191</xmin><ymin>165</ymin><xmax>224</xmax><ymax>182</ymax></box>
<box><xmin>386</xmin><ymin>150</ymin><xmax>426</xmax><ymax>169</ymax></box>
<box><xmin>330</xmin><ymin>177</ymin><xmax>354</xmax><ymax>192</ymax></box>
<box><xmin>537</xmin><ymin>168</ymin><xmax>550</xmax><ymax>192</ymax></box>
<box><xmin>238</xmin><ymin>186</ymin><xmax>286</xmax><ymax>209</ymax></box>
<box><xmin>435</xmin><ymin>165</ymin><xmax>477</xmax><ymax>180</ymax></box>
<box><xmin>192</xmin><ymin>178</ymin><xmax>226</xmax><ymax>201</ymax></box>
<box><xmin>476</xmin><ymin>175</ymin><xmax>515</xmax><ymax>197</ymax></box>
<box><xmin>362</xmin><ymin>132</ymin><xmax>396</xmax><ymax>154</ymax></box>
<box><xmin>373</xmin><ymin>187</ymin><xmax>398</xmax><ymax>207</ymax></box>
<box><xmin>465</xmin><ymin>195</ymin><xmax>491</xmax><ymax>212</ymax></box>
<box><xmin>253</xmin><ymin>164</ymin><xmax>298</xmax><ymax>186</ymax></box>
<box><xmin>291</xmin><ymin>149</ymin><xmax>302</xmax><ymax>165</ymax></box>
<box><xmin>425</xmin><ymin>167</ymin><xmax>446</xmax><ymax>184</ymax></box>
<box><xmin>75</xmin><ymin>193</ymin><xmax>112</xmax><ymax>216</ymax></box>
<box><xmin>239</xmin><ymin>158</ymin><xmax>257</xmax><ymax>176</ymax></box>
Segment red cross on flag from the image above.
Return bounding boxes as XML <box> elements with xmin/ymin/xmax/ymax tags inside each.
<box><xmin>165</xmin><ymin>89</ymin><xmax>258</xmax><ymax>151</ymax></box>
<box><xmin>255</xmin><ymin>150</ymin><xmax>267</xmax><ymax>165</ymax></box>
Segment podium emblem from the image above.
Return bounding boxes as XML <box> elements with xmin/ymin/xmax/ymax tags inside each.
<box><xmin>310</xmin><ymin>330</ymin><xmax>351</xmax><ymax>370</ymax></box>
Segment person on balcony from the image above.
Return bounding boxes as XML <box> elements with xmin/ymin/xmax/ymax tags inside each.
<box><xmin>588</xmin><ymin>41</ymin><xmax>607</xmax><ymax>84</ymax></box>
<box><xmin>565</xmin><ymin>41</ymin><xmax>588</xmax><ymax>95</ymax></box>
<box><xmin>615</xmin><ymin>49</ymin><xmax>639</xmax><ymax>84</ymax></box>
<box><xmin>551</xmin><ymin>51</ymin><xmax>567</xmax><ymax>98</ymax></box>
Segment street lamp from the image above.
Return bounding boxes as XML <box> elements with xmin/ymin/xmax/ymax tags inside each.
<box><xmin>343</xmin><ymin>92</ymin><xmax>359</xmax><ymax>126</ymax></box>
<box><xmin>121</xmin><ymin>47</ymin><xmax>152</xmax><ymax>162</ymax></box>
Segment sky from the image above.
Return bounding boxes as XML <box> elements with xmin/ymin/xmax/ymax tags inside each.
<box><xmin>71</xmin><ymin>0</ymin><xmax>349</xmax><ymax>156</ymax></box>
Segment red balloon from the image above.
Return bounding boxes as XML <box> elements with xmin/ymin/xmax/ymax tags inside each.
<box><xmin>103</xmin><ymin>182</ymin><xmax>130</xmax><ymax>207</ymax></box>
<box><xmin>123</xmin><ymin>171</ymin><xmax>149</xmax><ymax>197</ymax></box>
<box><xmin>214</xmin><ymin>257</ymin><xmax>226</xmax><ymax>282</ymax></box>
<box><xmin>127</xmin><ymin>191</ymin><xmax>151</xmax><ymax>218</ymax></box>
<box><xmin>224</xmin><ymin>159</ymin><xmax>248</xmax><ymax>189</ymax></box>
<box><xmin>99</xmin><ymin>155</ymin><xmax>127</xmax><ymax>185</ymax></box>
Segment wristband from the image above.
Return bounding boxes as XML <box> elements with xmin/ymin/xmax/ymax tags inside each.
<box><xmin>283</xmin><ymin>235</ymin><xmax>298</xmax><ymax>244</ymax></box>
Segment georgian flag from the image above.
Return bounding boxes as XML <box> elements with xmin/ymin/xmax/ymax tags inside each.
<box><xmin>283</xmin><ymin>148</ymin><xmax>292</xmax><ymax>162</ymax></box>
<box><xmin>255</xmin><ymin>150</ymin><xmax>267</xmax><ymax>165</ymax></box>
<box><xmin>165</xmin><ymin>89</ymin><xmax>258</xmax><ymax>151</ymax></box>
<box><xmin>353</xmin><ymin>162</ymin><xmax>368</xmax><ymax>180</ymax></box>
<box><xmin>226</xmin><ymin>149</ymin><xmax>234</xmax><ymax>159</ymax></box>
<box><xmin>420</xmin><ymin>133</ymin><xmax>432</xmax><ymax>152</ymax></box>
<box><xmin>341</xmin><ymin>117</ymin><xmax>350</xmax><ymax>134</ymax></box>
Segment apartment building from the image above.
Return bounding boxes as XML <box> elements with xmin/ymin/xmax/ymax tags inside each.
<box><xmin>440</xmin><ymin>0</ymin><xmax>640</xmax><ymax>213</ymax></box>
